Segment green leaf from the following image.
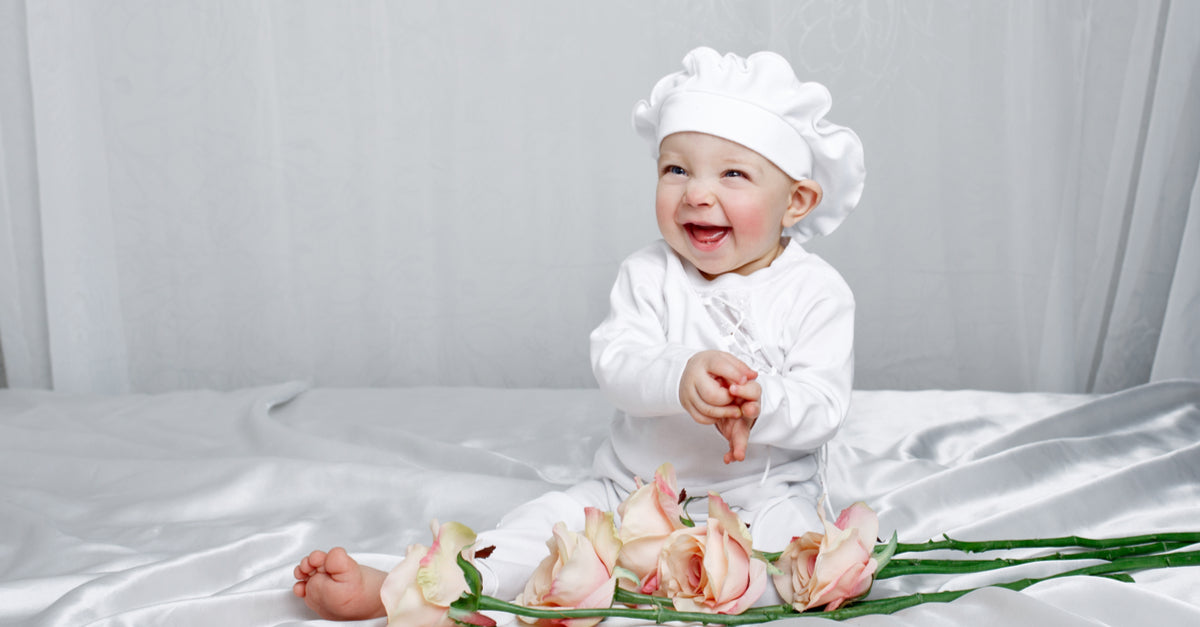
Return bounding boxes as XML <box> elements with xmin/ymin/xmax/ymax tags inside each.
<box><xmin>613</xmin><ymin>566</ymin><xmax>641</xmax><ymax>586</ymax></box>
<box><xmin>752</xmin><ymin>550</ymin><xmax>785</xmax><ymax>576</ymax></box>
<box><xmin>873</xmin><ymin>531</ymin><xmax>899</xmax><ymax>572</ymax></box>
<box><xmin>679</xmin><ymin>496</ymin><xmax>701</xmax><ymax>528</ymax></box>
<box><xmin>457</xmin><ymin>553</ymin><xmax>483</xmax><ymax>599</ymax></box>
<box><xmin>450</xmin><ymin>594</ymin><xmax>479</xmax><ymax>614</ymax></box>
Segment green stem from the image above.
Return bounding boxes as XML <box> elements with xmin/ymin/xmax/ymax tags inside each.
<box><xmin>893</xmin><ymin>532</ymin><xmax>1200</xmax><ymax>555</ymax></box>
<box><xmin>1035</xmin><ymin>549</ymin><xmax>1200</xmax><ymax>579</ymax></box>
<box><xmin>477</xmin><ymin>596</ymin><xmax>801</xmax><ymax>625</ymax></box>
<box><xmin>757</xmin><ymin>532</ymin><xmax>1200</xmax><ymax>566</ymax></box>
<box><xmin>878</xmin><ymin>540</ymin><xmax>1191</xmax><ymax>578</ymax></box>
<box><xmin>612</xmin><ymin>587</ymin><xmax>671</xmax><ymax>608</ymax></box>
<box><xmin>613</xmin><ymin>588</ymin><xmax>803</xmax><ymax>621</ymax></box>
<box><xmin>824</xmin><ymin>549</ymin><xmax>1200</xmax><ymax>619</ymax></box>
<box><xmin>613</xmin><ymin>586</ymin><xmax>795</xmax><ymax>616</ymax></box>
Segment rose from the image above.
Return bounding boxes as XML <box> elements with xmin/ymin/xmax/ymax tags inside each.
<box><xmin>770</xmin><ymin>531</ymin><xmax>824</xmax><ymax>610</ymax></box>
<box><xmin>513</xmin><ymin>507</ymin><xmax>622</xmax><ymax>627</ymax></box>
<box><xmin>772</xmin><ymin>502</ymin><xmax>879</xmax><ymax>612</ymax></box>
<box><xmin>379</xmin><ymin>520</ymin><xmax>494</xmax><ymax>627</ymax></box>
<box><xmin>772</xmin><ymin>501</ymin><xmax>879</xmax><ymax>612</ymax></box>
<box><xmin>615</xmin><ymin>463</ymin><xmax>686</xmax><ymax>591</ymax></box>
<box><xmin>805</xmin><ymin>502</ymin><xmax>878</xmax><ymax>611</ymax></box>
<box><xmin>655</xmin><ymin>493</ymin><xmax>766</xmax><ymax>614</ymax></box>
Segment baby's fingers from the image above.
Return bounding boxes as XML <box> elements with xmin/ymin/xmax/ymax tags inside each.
<box><xmin>707</xmin><ymin>353</ymin><xmax>758</xmax><ymax>387</ymax></box>
<box><xmin>724</xmin><ymin>419</ymin><xmax>751</xmax><ymax>464</ymax></box>
<box><xmin>728</xmin><ymin>379</ymin><xmax>762</xmax><ymax>403</ymax></box>
<box><xmin>724</xmin><ymin>420</ymin><xmax>744</xmax><ymax>458</ymax></box>
<box><xmin>688</xmin><ymin>396</ymin><xmax>742</xmax><ymax>423</ymax></box>
<box><xmin>696</xmin><ymin>374</ymin><xmax>735</xmax><ymax>407</ymax></box>
<box><xmin>682</xmin><ymin>383</ymin><xmax>739</xmax><ymax>424</ymax></box>
<box><xmin>715</xmin><ymin>416</ymin><xmax>754</xmax><ymax>464</ymax></box>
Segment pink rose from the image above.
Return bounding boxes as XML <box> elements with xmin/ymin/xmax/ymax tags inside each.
<box><xmin>655</xmin><ymin>493</ymin><xmax>766</xmax><ymax>614</ymax></box>
<box><xmin>379</xmin><ymin>520</ymin><xmax>494</xmax><ymax>627</ymax></box>
<box><xmin>513</xmin><ymin>507</ymin><xmax>623</xmax><ymax>627</ymax></box>
<box><xmin>615</xmin><ymin>463</ymin><xmax>686</xmax><ymax>591</ymax></box>
<box><xmin>770</xmin><ymin>531</ymin><xmax>824</xmax><ymax>610</ymax></box>
<box><xmin>772</xmin><ymin>502</ymin><xmax>880</xmax><ymax>612</ymax></box>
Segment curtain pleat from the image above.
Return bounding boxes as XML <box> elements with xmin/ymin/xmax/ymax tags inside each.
<box><xmin>0</xmin><ymin>0</ymin><xmax>1196</xmax><ymax>394</ymax></box>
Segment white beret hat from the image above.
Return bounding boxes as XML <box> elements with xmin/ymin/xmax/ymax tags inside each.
<box><xmin>633</xmin><ymin>47</ymin><xmax>866</xmax><ymax>241</ymax></box>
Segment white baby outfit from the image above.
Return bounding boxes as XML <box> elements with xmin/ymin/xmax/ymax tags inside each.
<box><xmin>478</xmin><ymin>238</ymin><xmax>854</xmax><ymax>602</ymax></box>
<box><xmin>590</xmin><ymin>238</ymin><xmax>854</xmax><ymax>494</ymax></box>
<box><xmin>423</xmin><ymin>46</ymin><xmax>864</xmax><ymax>607</ymax></box>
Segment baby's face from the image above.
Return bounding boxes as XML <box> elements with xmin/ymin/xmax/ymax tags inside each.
<box><xmin>655</xmin><ymin>132</ymin><xmax>801</xmax><ymax>279</ymax></box>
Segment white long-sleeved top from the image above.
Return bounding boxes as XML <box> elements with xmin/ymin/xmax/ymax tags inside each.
<box><xmin>589</xmin><ymin>239</ymin><xmax>854</xmax><ymax>492</ymax></box>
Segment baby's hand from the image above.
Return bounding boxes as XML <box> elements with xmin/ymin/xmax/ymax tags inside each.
<box><xmin>717</xmin><ymin>379</ymin><xmax>761</xmax><ymax>463</ymax></box>
<box><xmin>679</xmin><ymin>351</ymin><xmax>758</xmax><ymax>426</ymax></box>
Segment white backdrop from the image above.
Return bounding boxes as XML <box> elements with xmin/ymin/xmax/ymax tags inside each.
<box><xmin>1</xmin><ymin>0</ymin><xmax>1198</xmax><ymax>394</ymax></box>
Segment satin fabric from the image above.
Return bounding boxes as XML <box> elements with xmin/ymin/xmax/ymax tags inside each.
<box><xmin>0</xmin><ymin>381</ymin><xmax>1197</xmax><ymax>626</ymax></box>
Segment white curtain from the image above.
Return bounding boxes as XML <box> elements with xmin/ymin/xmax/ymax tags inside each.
<box><xmin>1</xmin><ymin>0</ymin><xmax>1197</xmax><ymax>394</ymax></box>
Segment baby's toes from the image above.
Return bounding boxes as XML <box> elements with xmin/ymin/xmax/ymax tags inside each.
<box><xmin>322</xmin><ymin>547</ymin><xmax>356</xmax><ymax>577</ymax></box>
<box><xmin>295</xmin><ymin>551</ymin><xmax>326</xmax><ymax>578</ymax></box>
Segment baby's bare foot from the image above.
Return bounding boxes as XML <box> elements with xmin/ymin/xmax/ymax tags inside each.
<box><xmin>293</xmin><ymin>547</ymin><xmax>388</xmax><ymax>620</ymax></box>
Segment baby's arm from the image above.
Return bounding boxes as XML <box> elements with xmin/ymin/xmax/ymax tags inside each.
<box><xmin>591</xmin><ymin>252</ymin><xmax>699</xmax><ymax>417</ymax></box>
<box><xmin>747</xmin><ymin>292</ymin><xmax>854</xmax><ymax>453</ymax></box>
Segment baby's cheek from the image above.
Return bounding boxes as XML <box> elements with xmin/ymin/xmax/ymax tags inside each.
<box><xmin>729</xmin><ymin>206</ymin><xmax>775</xmax><ymax>239</ymax></box>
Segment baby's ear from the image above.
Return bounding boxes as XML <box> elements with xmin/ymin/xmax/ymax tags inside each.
<box><xmin>782</xmin><ymin>180</ymin><xmax>823</xmax><ymax>228</ymax></box>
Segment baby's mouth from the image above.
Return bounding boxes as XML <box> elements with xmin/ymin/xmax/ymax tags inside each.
<box><xmin>686</xmin><ymin>223</ymin><xmax>730</xmax><ymax>249</ymax></box>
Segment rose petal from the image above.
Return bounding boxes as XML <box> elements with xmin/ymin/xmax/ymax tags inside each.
<box><xmin>770</xmin><ymin>531</ymin><xmax>822</xmax><ymax>607</ymax></box>
<box><xmin>381</xmin><ymin>541</ymin><xmax>463</xmax><ymax>627</ymax></box>
<box><xmin>417</xmin><ymin>521</ymin><xmax>477</xmax><ymax>606</ymax></box>
<box><xmin>616</xmin><ymin>465</ymin><xmax>686</xmax><ymax>585</ymax></box>
<box><xmin>834</xmin><ymin>503</ymin><xmax>879</xmax><ymax>554</ymax></box>
<box><xmin>657</xmin><ymin>495</ymin><xmax>765</xmax><ymax>615</ymax></box>
<box><xmin>617</xmin><ymin>537</ymin><xmax>668</xmax><ymax>581</ymax></box>
<box><xmin>726</xmin><ymin>554</ymin><xmax>767</xmax><ymax>615</ymax></box>
<box><xmin>515</xmin><ymin>514</ymin><xmax>624</xmax><ymax>627</ymax></box>
<box><xmin>584</xmin><ymin>508</ymin><xmax>622</xmax><ymax>573</ymax></box>
<box><xmin>545</xmin><ymin>535</ymin><xmax>611</xmax><ymax>604</ymax></box>
<box><xmin>618</xmin><ymin>464</ymin><xmax>683</xmax><ymax>539</ymax></box>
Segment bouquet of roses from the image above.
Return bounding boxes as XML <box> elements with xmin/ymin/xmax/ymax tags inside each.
<box><xmin>378</xmin><ymin>464</ymin><xmax>1200</xmax><ymax>626</ymax></box>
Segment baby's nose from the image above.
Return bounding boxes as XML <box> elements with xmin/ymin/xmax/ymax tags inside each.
<box><xmin>684</xmin><ymin>179</ymin><xmax>715</xmax><ymax>206</ymax></box>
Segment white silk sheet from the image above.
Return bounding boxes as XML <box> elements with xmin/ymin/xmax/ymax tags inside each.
<box><xmin>2</xmin><ymin>380</ymin><xmax>1198</xmax><ymax>626</ymax></box>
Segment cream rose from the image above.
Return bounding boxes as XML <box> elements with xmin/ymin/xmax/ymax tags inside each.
<box><xmin>379</xmin><ymin>520</ymin><xmax>494</xmax><ymax>627</ymax></box>
<box><xmin>772</xmin><ymin>501</ymin><xmax>880</xmax><ymax>612</ymax></box>
<box><xmin>615</xmin><ymin>463</ymin><xmax>686</xmax><ymax>591</ymax></box>
<box><xmin>655</xmin><ymin>493</ymin><xmax>766</xmax><ymax>614</ymax></box>
<box><xmin>513</xmin><ymin>507</ymin><xmax>622</xmax><ymax>627</ymax></box>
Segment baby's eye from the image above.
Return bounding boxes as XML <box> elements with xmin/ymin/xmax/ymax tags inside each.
<box><xmin>723</xmin><ymin>169</ymin><xmax>747</xmax><ymax>179</ymax></box>
<box><xmin>662</xmin><ymin>165</ymin><xmax>687</xmax><ymax>177</ymax></box>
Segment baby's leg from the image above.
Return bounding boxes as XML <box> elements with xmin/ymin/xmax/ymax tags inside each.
<box><xmin>477</xmin><ymin>479</ymin><xmax>620</xmax><ymax>601</ymax></box>
<box><xmin>732</xmin><ymin>481</ymin><xmax>824</xmax><ymax>607</ymax></box>
<box><xmin>293</xmin><ymin>547</ymin><xmax>387</xmax><ymax>621</ymax></box>
<box><xmin>291</xmin><ymin>480</ymin><xmax>620</xmax><ymax>619</ymax></box>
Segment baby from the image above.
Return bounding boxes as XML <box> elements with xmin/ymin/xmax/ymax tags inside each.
<box><xmin>293</xmin><ymin>46</ymin><xmax>864</xmax><ymax>621</ymax></box>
